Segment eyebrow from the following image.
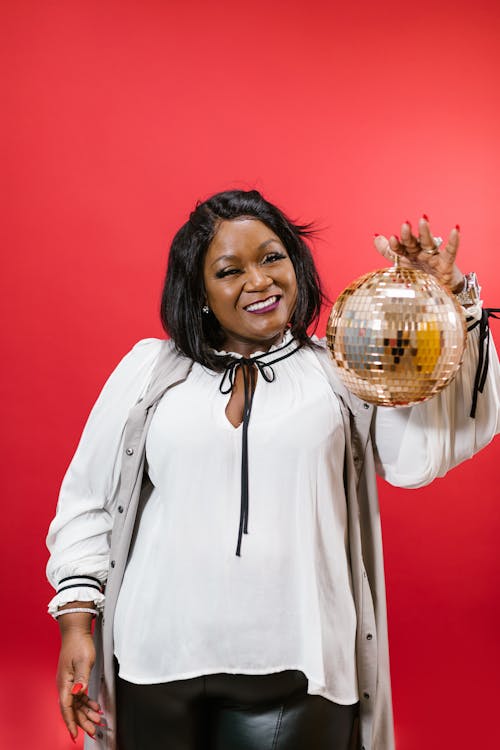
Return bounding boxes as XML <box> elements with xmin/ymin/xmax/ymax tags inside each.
<box><xmin>210</xmin><ymin>238</ymin><xmax>281</xmax><ymax>267</ymax></box>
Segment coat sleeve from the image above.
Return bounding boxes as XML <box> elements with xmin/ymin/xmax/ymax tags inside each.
<box><xmin>45</xmin><ymin>338</ymin><xmax>163</xmax><ymax>616</ymax></box>
<box><xmin>373</xmin><ymin>303</ymin><xmax>500</xmax><ymax>488</ymax></box>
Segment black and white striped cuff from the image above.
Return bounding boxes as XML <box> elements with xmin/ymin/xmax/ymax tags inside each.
<box><xmin>57</xmin><ymin>575</ymin><xmax>104</xmax><ymax>595</ymax></box>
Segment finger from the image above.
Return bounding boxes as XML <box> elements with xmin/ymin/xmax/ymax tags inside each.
<box><xmin>373</xmin><ymin>234</ymin><xmax>400</xmax><ymax>263</ymax></box>
<box><xmin>79</xmin><ymin>695</ymin><xmax>103</xmax><ymax>714</ymax></box>
<box><xmin>59</xmin><ymin>681</ymin><xmax>79</xmax><ymax>741</ymax></box>
<box><xmin>74</xmin><ymin>703</ymin><xmax>101</xmax><ymax>724</ymax></box>
<box><xmin>74</xmin><ymin>695</ymin><xmax>103</xmax><ymax>724</ymax></box>
<box><xmin>388</xmin><ymin>234</ymin><xmax>405</xmax><ymax>255</ymax></box>
<box><xmin>75</xmin><ymin>703</ymin><xmax>104</xmax><ymax>736</ymax></box>
<box><xmin>417</xmin><ymin>216</ymin><xmax>435</xmax><ymax>250</ymax></box>
<box><xmin>70</xmin><ymin>667</ymin><xmax>90</xmax><ymax>697</ymax></box>
<box><xmin>442</xmin><ymin>226</ymin><xmax>460</xmax><ymax>265</ymax></box>
<box><xmin>400</xmin><ymin>221</ymin><xmax>420</xmax><ymax>253</ymax></box>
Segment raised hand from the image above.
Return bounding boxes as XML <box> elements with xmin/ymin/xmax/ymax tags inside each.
<box><xmin>373</xmin><ymin>216</ymin><xmax>464</xmax><ymax>292</ymax></box>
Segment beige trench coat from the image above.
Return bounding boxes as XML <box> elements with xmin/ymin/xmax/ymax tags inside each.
<box><xmin>85</xmin><ymin>339</ymin><xmax>393</xmax><ymax>750</ymax></box>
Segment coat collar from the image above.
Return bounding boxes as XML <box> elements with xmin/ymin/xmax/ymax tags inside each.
<box><xmin>140</xmin><ymin>340</ymin><xmax>193</xmax><ymax>411</ymax></box>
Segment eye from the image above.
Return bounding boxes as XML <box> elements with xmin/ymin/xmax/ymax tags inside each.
<box><xmin>215</xmin><ymin>267</ymin><xmax>241</xmax><ymax>279</ymax></box>
<box><xmin>262</xmin><ymin>252</ymin><xmax>287</xmax><ymax>264</ymax></box>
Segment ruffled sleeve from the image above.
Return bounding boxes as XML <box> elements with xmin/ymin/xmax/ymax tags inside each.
<box><xmin>46</xmin><ymin>338</ymin><xmax>164</xmax><ymax>616</ymax></box>
<box><xmin>373</xmin><ymin>302</ymin><xmax>500</xmax><ymax>487</ymax></box>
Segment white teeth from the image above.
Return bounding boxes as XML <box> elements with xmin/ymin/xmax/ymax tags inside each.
<box><xmin>245</xmin><ymin>296</ymin><xmax>279</xmax><ymax>312</ymax></box>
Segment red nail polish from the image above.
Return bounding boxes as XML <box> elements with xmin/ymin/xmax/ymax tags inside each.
<box><xmin>422</xmin><ymin>214</ymin><xmax>429</xmax><ymax>221</ymax></box>
<box><xmin>405</xmin><ymin>219</ymin><xmax>411</xmax><ymax>226</ymax></box>
<box><xmin>68</xmin><ymin>731</ymin><xmax>76</xmax><ymax>744</ymax></box>
<box><xmin>394</xmin><ymin>235</ymin><xmax>399</xmax><ymax>242</ymax></box>
<box><xmin>71</xmin><ymin>683</ymin><xmax>83</xmax><ymax>695</ymax></box>
<box><xmin>373</xmin><ymin>233</ymin><xmax>380</xmax><ymax>237</ymax></box>
<box><xmin>455</xmin><ymin>224</ymin><xmax>460</xmax><ymax>231</ymax></box>
<box><xmin>98</xmin><ymin>710</ymin><xmax>104</xmax><ymax>715</ymax></box>
<box><xmin>86</xmin><ymin>732</ymin><xmax>96</xmax><ymax>741</ymax></box>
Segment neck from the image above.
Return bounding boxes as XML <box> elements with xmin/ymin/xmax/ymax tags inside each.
<box><xmin>219</xmin><ymin>331</ymin><xmax>287</xmax><ymax>358</ymax></box>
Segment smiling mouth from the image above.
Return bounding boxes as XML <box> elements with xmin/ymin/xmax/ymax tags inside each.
<box><xmin>244</xmin><ymin>295</ymin><xmax>281</xmax><ymax>314</ymax></box>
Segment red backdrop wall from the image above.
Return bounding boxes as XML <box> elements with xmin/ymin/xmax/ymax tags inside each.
<box><xmin>1</xmin><ymin>1</ymin><xmax>499</xmax><ymax>748</ymax></box>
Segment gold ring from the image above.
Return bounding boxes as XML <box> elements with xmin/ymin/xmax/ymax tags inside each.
<box><xmin>419</xmin><ymin>235</ymin><xmax>442</xmax><ymax>255</ymax></box>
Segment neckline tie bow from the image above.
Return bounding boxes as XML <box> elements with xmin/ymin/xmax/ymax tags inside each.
<box><xmin>219</xmin><ymin>335</ymin><xmax>302</xmax><ymax>556</ymax></box>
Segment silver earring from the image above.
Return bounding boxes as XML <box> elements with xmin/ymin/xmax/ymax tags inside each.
<box><xmin>202</xmin><ymin>305</ymin><xmax>210</xmax><ymax>314</ymax></box>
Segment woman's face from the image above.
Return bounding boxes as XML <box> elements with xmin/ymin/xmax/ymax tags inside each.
<box><xmin>203</xmin><ymin>218</ymin><xmax>298</xmax><ymax>356</ymax></box>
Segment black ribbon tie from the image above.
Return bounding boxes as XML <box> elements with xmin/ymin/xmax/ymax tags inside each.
<box><xmin>219</xmin><ymin>336</ymin><xmax>302</xmax><ymax>556</ymax></box>
<box><xmin>466</xmin><ymin>308</ymin><xmax>500</xmax><ymax>418</ymax></box>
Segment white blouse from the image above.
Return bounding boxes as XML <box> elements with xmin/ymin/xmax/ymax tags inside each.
<box><xmin>113</xmin><ymin>337</ymin><xmax>359</xmax><ymax>704</ymax></box>
<box><xmin>46</xmin><ymin>302</ymin><xmax>500</xmax><ymax>702</ymax></box>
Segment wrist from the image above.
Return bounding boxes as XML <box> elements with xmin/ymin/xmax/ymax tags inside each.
<box><xmin>451</xmin><ymin>275</ymin><xmax>465</xmax><ymax>294</ymax></box>
<box><xmin>452</xmin><ymin>272</ymin><xmax>481</xmax><ymax>307</ymax></box>
<box><xmin>57</xmin><ymin>601</ymin><xmax>95</xmax><ymax>635</ymax></box>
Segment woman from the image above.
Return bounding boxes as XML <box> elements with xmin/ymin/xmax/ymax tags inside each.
<box><xmin>47</xmin><ymin>190</ymin><xmax>500</xmax><ymax>750</ymax></box>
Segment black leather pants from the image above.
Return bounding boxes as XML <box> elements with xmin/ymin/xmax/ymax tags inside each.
<box><xmin>115</xmin><ymin>668</ymin><xmax>359</xmax><ymax>750</ymax></box>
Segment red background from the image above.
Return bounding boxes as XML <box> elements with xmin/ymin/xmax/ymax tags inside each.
<box><xmin>1</xmin><ymin>1</ymin><xmax>499</xmax><ymax>748</ymax></box>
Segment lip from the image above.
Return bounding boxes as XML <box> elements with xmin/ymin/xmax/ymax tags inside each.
<box><xmin>244</xmin><ymin>295</ymin><xmax>281</xmax><ymax>314</ymax></box>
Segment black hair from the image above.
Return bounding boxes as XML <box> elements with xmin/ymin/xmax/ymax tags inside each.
<box><xmin>160</xmin><ymin>189</ymin><xmax>327</xmax><ymax>371</ymax></box>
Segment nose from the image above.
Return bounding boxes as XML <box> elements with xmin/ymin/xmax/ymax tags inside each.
<box><xmin>243</xmin><ymin>264</ymin><xmax>273</xmax><ymax>291</ymax></box>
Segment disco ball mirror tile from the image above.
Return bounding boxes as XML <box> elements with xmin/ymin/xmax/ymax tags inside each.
<box><xmin>326</xmin><ymin>266</ymin><xmax>467</xmax><ymax>406</ymax></box>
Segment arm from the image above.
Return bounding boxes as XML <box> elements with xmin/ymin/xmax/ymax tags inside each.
<box><xmin>373</xmin><ymin>302</ymin><xmax>500</xmax><ymax>487</ymax></box>
<box><xmin>46</xmin><ymin>338</ymin><xmax>163</xmax><ymax>741</ymax></box>
<box><xmin>46</xmin><ymin>338</ymin><xmax>163</xmax><ymax>614</ymax></box>
<box><xmin>370</xmin><ymin>217</ymin><xmax>500</xmax><ymax>486</ymax></box>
